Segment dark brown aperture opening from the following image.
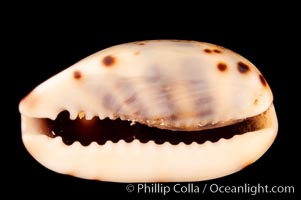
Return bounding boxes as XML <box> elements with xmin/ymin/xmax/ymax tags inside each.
<box><xmin>42</xmin><ymin>111</ymin><xmax>264</xmax><ymax>146</ymax></box>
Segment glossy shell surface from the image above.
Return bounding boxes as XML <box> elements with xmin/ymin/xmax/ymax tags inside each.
<box><xmin>19</xmin><ymin>40</ymin><xmax>278</xmax><ymax>182</ymax></box>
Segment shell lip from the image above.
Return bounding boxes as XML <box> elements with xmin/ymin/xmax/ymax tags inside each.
<box><xmin>21</xmin><ymin>104</ymin><xmax>278</xmax><ymax>182</ymax></box>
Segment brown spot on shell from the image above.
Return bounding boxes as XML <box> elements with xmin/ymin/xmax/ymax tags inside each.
<box><xmin>237</xmin><ymin>62</ymin><xmax>250</xmax><ymax>74</ymax></box>
<box><xmin>204</xmin><ymin>49</ymin><xmax>212</xmax><ymax>53</ymax></box>
<box><xmin>134</xmin><ymin>51</ymin><xmax>140</xmax><ymax>55</ymax></box>
<box><xmin>135</xmin><ymin>42</ymin><xmax>145</xmax><ymax>45</ymax></box>
<box><xmin>73</xmin><ymin>70</ymin><xmax>82</xmax><ymax>79</ymax></box>
<box><xmin>254</xmin><ymin>99</ymin><xmax>259</xmax><ymax>105</ymax></box>
<box><xmin>102</xmin><ymin>55</ymin><xmax>115</xmax><ymax>67</ymax></box>
<box><xmin>204</xmin><ymin>48</ymin><xmax>222</xmax><ymax>54</ymax></box>
<box><xmin>259</xmin><ymin>74</ymin><xmax>267</xmax><ymax>87</ymax></box>
<box><xmin>217</xmin><ymin>62</ymin><xmax>227</xmax><ymax>71</ymax></box>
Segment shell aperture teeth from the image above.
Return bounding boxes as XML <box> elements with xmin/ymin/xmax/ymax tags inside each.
<box><xmin>130</xmin><ymin>120</ymin><xmax>136</xmax><ymax>126</ymax></box>
<box><xmin>85</xmin><ymin>112</ymin><xmax>94</xmax><ymax>120</ymax></box>
<box><xmin>40</xmin><ymin>108</ymin><xmax>269</xmax><ymax>146</ymax></box>
<box><xmin>78</xmin><ymin>111</ymin><xmax>85</xmax><ymax>119</ymax></box>
<box><xmin>69</xmin><ymin>111</ymin><xmax>78</xmax><ymax>120</ymax></box>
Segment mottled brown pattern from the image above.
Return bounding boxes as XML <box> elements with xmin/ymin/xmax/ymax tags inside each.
<box><xmin>115</xmin><ymin>77</ymin><xmax>148</xmax><ymax>118</ymax></box>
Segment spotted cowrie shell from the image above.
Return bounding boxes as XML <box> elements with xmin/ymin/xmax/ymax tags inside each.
<box><xmin>19</xmin><ymin>40</ymin><xmax>278</xmax><ymax>182</ymax></box>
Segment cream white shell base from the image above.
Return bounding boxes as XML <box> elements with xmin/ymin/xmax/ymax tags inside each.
<box><xmin>22</xmin><ymin>105</ymin><xmax>277</xmax><ymax>182</ymax></box>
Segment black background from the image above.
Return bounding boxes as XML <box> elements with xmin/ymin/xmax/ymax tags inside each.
<box><xmin>8</xmin><ymin>8</ymin><xmax>298</xmax><ymax>199</ymax></box>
